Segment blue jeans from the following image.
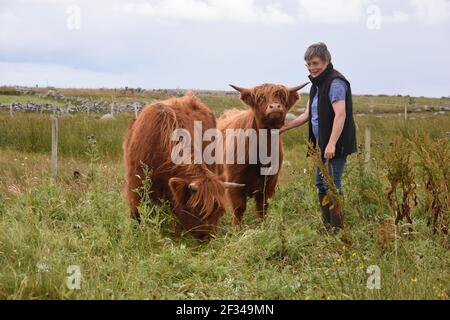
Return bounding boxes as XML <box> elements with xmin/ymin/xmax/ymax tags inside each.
<box><xmin>316</xmin><ymin>156</ymin><xmax>347</xmax><ymax>195</ymax></box>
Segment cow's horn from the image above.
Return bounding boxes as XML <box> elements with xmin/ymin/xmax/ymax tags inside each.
<box><xmin>229</xmin><ymin>84</ymin><xmax>247</xmax><ymax>93</ymax></box>
<box><xmin>289</xmin><ymin>82</ymin><xmax>310</xmax><ymax>92</ymax></box>
<box><xmin>223</xmin><ymin>182</ymin><xmax>246</xmax><ymax>189</ymax></box>
<box><xmin>188</xmin><ymin>183</ymin><xmax>199</xmax><ymax>191</ymax></box>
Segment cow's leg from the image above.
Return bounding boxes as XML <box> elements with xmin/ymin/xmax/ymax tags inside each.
<box><xmin>228</xmin><ymin>189</ymin><xmax>247</xmax><ymax>226</ymax></box>
<box><xmin>232</xmin><ymin>202</ymin><xmax>247</xmax><ymax>226</ymax></box>
<box><xmin>255</xmin><ymin>192</ymin><xmax>269</xmax><ymax>221</ymax></box>
<box><xmin>255</xmin><ymin>177</ymin><xmax>277</xmax><ymax>221</ymax></box>
<box><xmin>173</xmin><ymin>220</ymin><xmax>183</xmax><ymax>236</ymax></box>
<box><xmin>125</xmin><ymin>179</ymin><xmax>141</xmax><ymax>223</ymax></box>
<box><xmin>130</xmin><ymin>207</ymin><xmax>141</xmax><ymax>223</ymax></box>
<box><xmin>129</xmin><ymin>197</ymin><xmax>141</xmax><ymax>223</ymax></box>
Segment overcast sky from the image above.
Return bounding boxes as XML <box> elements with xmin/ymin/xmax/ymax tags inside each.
<box><xmin>1</xmin><ymin>0</ymin><xmax>449</xmax><ymax>97</ymax></box>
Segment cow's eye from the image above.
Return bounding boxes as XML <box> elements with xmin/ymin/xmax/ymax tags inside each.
<box><xmin>257</xmin><ymin>96</ymin><xmax>266</xmax><ymax>104</ymax></box>
<box><xmin>275</xmin><ymin>92</ymin><xmax>286</xmax><ymax>103</ymax></box>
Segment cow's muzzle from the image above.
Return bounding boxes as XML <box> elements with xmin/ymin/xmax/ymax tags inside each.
<box><xmin>265</xmin><ymin>103</ymin><xmax>285</xmax><ymax>120</ymax></box>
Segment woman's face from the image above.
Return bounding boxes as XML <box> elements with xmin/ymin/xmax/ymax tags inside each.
<box><xmin>305</xmin><ymin>56</ymin><xmax>328</xmax><ymax>78</ymax></box>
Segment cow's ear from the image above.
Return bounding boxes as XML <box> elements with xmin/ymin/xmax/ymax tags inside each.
<box><xmin>169</xmin><ymin>177</ymin><xmax>190</xmax><ymax>205</ymax></box>
<box><xmin>287</xmin><ymin>91</ymin><xmax>300</xmax><ymax>110</ymax></box>
<box><xmin>240</xmin><ymin>90</ymin><xmax>255</xmax><ymax>109</ymax></box>
<box><xmin>230</xmin><ymin>84</ymin><xmax>255</xmax><ymax>109</ymax></box>
<box><xmin>287</xmin><ymin>82</ymin><xmax>309</xmax><ymax>110</ymax></box>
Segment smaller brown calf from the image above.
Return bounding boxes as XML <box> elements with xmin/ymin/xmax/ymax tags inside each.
<box><xmin>218</xmin><ymin>83</ymin><xmax>309</xmax><ymax>225</ymax></box>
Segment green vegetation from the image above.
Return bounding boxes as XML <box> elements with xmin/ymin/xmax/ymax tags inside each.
<box><xmin>0</xmin><ymin>89</ymin><xmax>449</xmax><ymax>299</ymax></box>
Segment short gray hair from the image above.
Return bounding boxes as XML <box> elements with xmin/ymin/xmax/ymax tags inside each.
<box><xmin>304</xmin><ymin>42</ymin><xmax>332</xmax><ymax>63</ymax></box>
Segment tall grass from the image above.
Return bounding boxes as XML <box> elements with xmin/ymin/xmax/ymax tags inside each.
<box><xmin>0</xmin><ymin>112</ymin><xmax>132</xmax><ymax>160</ymax></box>
<box><xmin>0</xmin><ymin>107</ymin><xmax>449</xmax><ymax>300</ymax></box>
<box><xmin>0</xmin><ymin>146</ymin><xmax>448</xmax><ymax>299</ymax></box>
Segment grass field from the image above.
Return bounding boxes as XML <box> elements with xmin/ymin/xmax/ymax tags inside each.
<box><xmin>0</xmin><ymin>88</ymin><xmax>449</xmax><ymax>299</ymax></box>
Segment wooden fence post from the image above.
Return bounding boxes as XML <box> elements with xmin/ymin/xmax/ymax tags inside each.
<box><xmin>404</xmin><ymin>104</ymin><xmax>408</xmax><ymax>120</ymax></box>
<box><xmin>134</xmin><ymin>103</ymin><xmax>138</xmax><ymax>119</ymax></box>
<box><xmin>369</xmin><ymin>98</ymin><xmax>374</xmax><ymax>113</ymax></box>
<box><xmin>51</xmin><ymin>116</ymin><xmax>58</xmax><ymax>179</ymax></box>
<box><xmin>10</xmin><ymin>104</ymin><xmax>13</xmax><ymax>117</ymax></box>
<box><xmin>365</xmin><ymin>126</ymin><xmax>371</xmax><ymax>172</ymax></box>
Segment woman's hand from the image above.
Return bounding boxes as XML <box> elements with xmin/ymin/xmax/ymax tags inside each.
<box><xmin>324</xmin><ymin>143</ymin><xmax>336</xmax><ymax>160</ymax></box>
<box><xmin>280</xmin><ymin>101</ymin><xmax>310</xmax><ymax>134</ymax></box>
<box><xmin>280</xmin><ymin>117</ymin><xmax>304</xmax><ymax>134</ymax></box>
<box><xmin>279</xmin><ymin>125</ymin><xmax>291</xmax><ymax>134</ymax></box>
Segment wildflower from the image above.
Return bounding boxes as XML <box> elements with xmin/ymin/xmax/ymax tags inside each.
<box><xmin>36</xmin><ymin>262</ymin><xmax>50</xmax><ymax>273</ymax></box>
<box><xmin>72</xmin><ymin>223</ymin><xmax>81</xmax><ymax>230</ymax></box>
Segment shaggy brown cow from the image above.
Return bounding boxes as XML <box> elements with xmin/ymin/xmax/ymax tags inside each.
<box><xmin>218</xmin><ymin>83</ymin><xmax>309</xmax><ymax>225</ymax></box>
<box><xmin>123</xmin><ymin>93</ymin><xmax>242</xmax><ymax>240</ymax></box>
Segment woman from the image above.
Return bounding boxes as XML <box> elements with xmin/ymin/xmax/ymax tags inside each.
<box><xmin>281</xmin><ymin>42</ymin><xmax>357</xmax><ymax>231</ymax></box>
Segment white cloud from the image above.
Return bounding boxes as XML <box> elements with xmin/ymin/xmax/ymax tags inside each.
<box><xmin>297</xmin><ymin>0</ymin><xmax>368</xmax><ymax>25</ymax></box>
<box><xmin>0</xmin><ymin>8</ymin><xmax>21</xmax><ymax>43</ymax></box>
<box><xmin>0</xmin><ymin>62</ymin><xmax>133</xmax><ymax>88</ymax></box>
<box><xmin>411</xmin><ymin>0</ymin><xmax>450</xmax><ymax>24</ymax></box>
<box><xmin>18</xmin><ymin>0</ymin><xmax>73</xmax><ymax>3</ymax></box>
<box><xmin>296</xmin><ymin>0</ymin><xmax>450</xmax><ymax>26</ymax></box>
<box><xmin>380</xmin><ymin>0</ymin><xmax>450</xmax><ymax>25</ymax></box>
<box><xmin>0</xmin><ymin>8</ymin><xmax>20</xmax><ymax>25</ymax></box>
<box><xmin>113</xmin><ymin>0</ymin><xmax>296</xmax><ymax>25</ymax></box>
<box><xmin>382</xmin><ymin>11</ymin><xmax>410</xmax><ymax>24</ymax></box>
<box><xmin>0</xmin><ymin>0</ymin><xmax>449</xmax><ymax>96</ymax></box>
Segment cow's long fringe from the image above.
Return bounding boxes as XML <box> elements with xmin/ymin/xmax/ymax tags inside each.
<box><xmin>186</xmin><ymin>167</ymin><xmax>226</xmax><ymax>220</ymax></box>
<box><xmin>170</xmin><ymin>166</ymin><xmax>227</xmax><ymax>220</ymax></box>
<box><xmin>250</xmin><ymin>84</ymin><xmax>290</xmax><ymax>107</ymax></box>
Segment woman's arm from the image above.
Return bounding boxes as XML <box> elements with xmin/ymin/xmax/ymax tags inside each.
<box><xmin>280</xmin><ymin>100</ymin><xmax>310</xmax><ymax>134</ymax></box>
<box><xmin>324</xmin><ymin>79</ymin><xmax>347</xmax><ymax>159</ymax></box>
<box><xmin>324</xmin><ymin>100</ymin><xmax>346</xmax><ymax>159</ymax></box>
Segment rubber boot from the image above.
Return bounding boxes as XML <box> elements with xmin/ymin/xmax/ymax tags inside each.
<box><xmin>318</xmin><ymin>193</ymin><xmax>331</xmax><ymax>230</ymax></box>
<box><xmin>330</xmin><ymin>198</ymin><xmax>344</xmax><ymax>230</ymax></box>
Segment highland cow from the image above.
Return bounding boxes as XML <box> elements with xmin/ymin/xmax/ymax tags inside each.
<box><xmin>218</xmin><ymin>83</ymin><xmax>309</xmax><ymax>225</ymax></box>
<box><xmin>123</xmin><ymin>93</ymin><xmax>242</xmax><ymax>240</ymax></box>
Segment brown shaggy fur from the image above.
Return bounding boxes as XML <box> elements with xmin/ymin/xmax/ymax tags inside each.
<box><xmin>218</xmin><ymin>83</ymin><xmax>303</xmax><ymax>225</ymax></box>
<box><xmin>123</xmin><ymin>93</ymin><xmax>227</xmax><ymax>240</ymax></box>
